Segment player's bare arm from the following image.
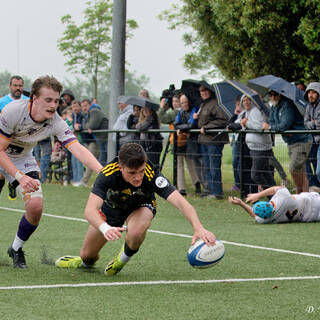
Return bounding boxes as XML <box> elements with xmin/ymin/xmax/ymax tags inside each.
<box><xmin>67</xmin><ymin>141</ymin><xmax>103</xmax><ymax>173</ymax></box>
<box><xmin>166</xmin><ymin>190</ymin><xmax>216</xmax><ymax>246</ymax></box>
<box><xmin>228</xmin><ymin>196</ymin><xmax>255</xmax><ymax>218</ymax></box>
<box><xmin>0</xmin><ymin>138</ymin><xmax>39</xmax><ymax>193</ymax></box>
<box><xmin>246</xmin><ymin>186</ymin><xmax>284</xmax><ymax>204</ymax></box>
<box><xmin>84</xmin><ymin>193</ymin><xmax>125</xmax><ymax>241</ymax></box>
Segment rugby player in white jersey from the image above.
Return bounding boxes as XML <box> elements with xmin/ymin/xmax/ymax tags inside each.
<box><xmin>229</xmin><ymin>186</ymin><xmax>320</xmax><ymax>223</ymax></box>
<box><xmin>0</xmin><ymin>75</ymin><xmax>102</xmax><ymax>268</ymax></box>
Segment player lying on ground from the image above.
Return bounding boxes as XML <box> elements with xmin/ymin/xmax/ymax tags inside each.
<box><xmin>56</xmin><ymin>143</ymin><xmax>216</xmax><ymax>275</ymax></box>
<box><xmin>228</xmin><ymin>186</ymin><xmax>320</xmax><ymax>223</ymax></box>
<box><xmin>0</xmin><ymin>75</ymin><xmax>102</xmax><ymax>269</ymax></box>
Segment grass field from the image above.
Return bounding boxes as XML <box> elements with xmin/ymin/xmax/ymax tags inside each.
<box><xmin>1</xmin><ymin>163</ymin><xmax>320</xmax><ymax>320</ymax></box>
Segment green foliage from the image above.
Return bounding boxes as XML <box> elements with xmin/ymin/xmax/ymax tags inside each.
<box><xmin>58</xmin><ymin>0</ymin><xmax>138</xmax><ymax>98</ymax></box>
<box><xmin>0</xmin><ymin>70</ymin><xmax>33</xmax><ymax>96</ymax></box>
<box><xmin>160</xmin><ymin>0</ymin><xmax>320</xmax><ymax>82</ymax></box>
<box><xmin>61</xmin><ymin>70</ymin><xmax>150</xmax><ymax>113</ymax></box>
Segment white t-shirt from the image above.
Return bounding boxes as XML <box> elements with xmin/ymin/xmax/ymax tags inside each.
<box><xmin>255</xmin><ymin>187</ymin><xmax>320</xmax><ymax>223</ymax></box>
<box><xmin>0</xmin><ymin>99</ymin><xmax>77</xmax><ymax>159</ymax></box>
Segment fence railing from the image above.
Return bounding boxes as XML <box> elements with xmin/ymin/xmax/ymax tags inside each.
<box><xmin>77</xmin><ymin>128</ymin><xmax>317</xmax><ymax>197</ymax></box>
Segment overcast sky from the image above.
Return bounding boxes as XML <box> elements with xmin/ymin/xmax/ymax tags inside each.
<box><xmin>0</xmin><ymin>0</ymin><xmax>217</xmax><ymax>96</ymax></box>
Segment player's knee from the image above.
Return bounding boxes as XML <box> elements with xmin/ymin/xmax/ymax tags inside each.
<box><xmin>25</xmin><ymin>198</ymin><xmax>43</xmax><ymax>221</ymax></box>
<box><xmin>80</xmin><ymin>247</ymin><xmax>98</xmax><ymax>263</ymax></box>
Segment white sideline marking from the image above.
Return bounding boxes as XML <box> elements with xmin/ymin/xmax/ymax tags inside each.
<box><xmin>1</xmin><ymin>206</ymin><xmax>320</xmax><ymax>259</ymax></box>
<box><xmin>1</xmin><ymin>276</ymin><xmax>320</xmax><ymax>290</ymax></box>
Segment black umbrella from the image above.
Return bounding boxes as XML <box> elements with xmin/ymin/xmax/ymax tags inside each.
<box><xmin>226</xmin><ymin>80</ymin><xmax>270</xmax><ymax>117</ymax></box>
<box><xmin>118</xmin><ymin>96</ymin><xmax>160</xmax><ymax>111</ymax></box>
<box><xmin>181</xmin><ymin>79</ymin><xmax>242</xmax><ymax>119</ymax></box>
<box><xmin>247</xmin><ymin>75</ymin><xmax>308</xmax><ymax>115</ymax></box>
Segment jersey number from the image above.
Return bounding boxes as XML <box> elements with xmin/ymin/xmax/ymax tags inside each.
<box><xmin>285</xmin><ymin>209</ymin><xmax>298</xmax><ymax>221</ymax></box>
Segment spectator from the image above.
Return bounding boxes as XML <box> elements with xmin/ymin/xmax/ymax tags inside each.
<box><xmin>304</xmin><ymin>82</ymin><xmax>320</xmax><ymax>191</ymax></box>
<box><xmin>228</xmin><ymin>95</ymin><xmax>242</xmax><ymax>191</ymax></box>
<box><xmin>61</xmin><ymin>108</ymin><xmax>74</xmax><ymax>185</ymax></box>
<box><xmin>32</xmin><ymin>138</ymin><xmax>52</xmax><ymax>184</ymax></box>
<box><xmin>127</xmin><ymin>105</ymin><xmax>142</xmax><ymax>141</ymax></box>
<box><xmin>194</xmin><ymin>83</ymin><xmax>229</xmax><ymax>199</ymax></box>
<box><xmin>158</xmin><ymin>94</ymin><xmax>180</xmax><ymax>125</ymax></box>
<box><xmin>71</xmin><ymin>100</ymin><xmax>84</xmax><ymax>186</ymax></box>
<box><xmin>136</xmin><ymin>105</ymin><xmax>163</xmax><ymax>171</ymax></box>
<box><xmin>262</xmin><ymin>91</ymin><xmax>312</xmax><ymax>193</ymax></box>
<box><xmin>82</xmin><ymin>101</ymin><xmax>109</xmax><ymax>166</ymax></box>
<box><xmin>174</xmin><ymin>94</ymin><xmax>201</xmax><ymax>196</ymax></box>
<box><xmin>139</xmin><ymin>89</ymin><xmax>150</xmax><ymax>98</ymax></box>
<box><xmin>57</xmin><ymin>89</ymin><xmax>75</xmax><ymax>116</ymax></box>
<box><xmin>0</xmin><ymin>75</ymin><xmax>29</xmax><ymax>200</ymax></box>
<box><xmin>240</xmin><ymin>95</ymin><xmax>276</xmax><ymax>191</ymax></box>
<box><xmin>113</xmin><ymin>96</ymin><xmax>134</xmax><ymax>148</ymax></box>
<box><xmin>227</xmin><ymin>102</ymin><xmax>258</xmax><ymax>197</ymax></box>
<box><xmin>79</xmin><ymin>99</ymin><xmax>99</xmax><ymax>187</ymax></box>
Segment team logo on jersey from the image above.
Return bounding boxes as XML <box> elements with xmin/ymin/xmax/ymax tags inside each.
<box><xmin>155</xmin><ymin>176</ymin><xmax>168</xmax><ymax>188</ymax></box>
<box><xmin>65</xmin><ymin>129</ymin><xmax>72</xmax><ymax>135</ymax></box>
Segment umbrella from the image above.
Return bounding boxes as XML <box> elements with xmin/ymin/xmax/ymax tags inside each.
<box><xmin>226</xmin><ymin>80</ymin><xmax>270</xmax><ymax>117</ymax></box>
<box><xmin>247</xmin><ymin>75</ymin><xmax>308</xmax><ymax>115</ymax></box>
<box><xmin>118</xmin><ymin>95</ymin><xmax>160</xmax><ymax>111</ymax></box>
<box><xmin>180</xmin><ymin>79</ymin><xmax>242</xmax><ymax>119</ymax></box>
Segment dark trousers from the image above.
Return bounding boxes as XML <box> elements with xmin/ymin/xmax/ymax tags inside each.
<box><xmin>250</xmin><ymin>149</ymin><xmax>276</xmax><ymax>190</ymax></box>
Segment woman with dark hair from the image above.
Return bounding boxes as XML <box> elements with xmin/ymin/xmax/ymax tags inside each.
<box><xmin>136</xmin><ymin>106</ymin><xmax>163</xmax><ymax>171</ymax></box>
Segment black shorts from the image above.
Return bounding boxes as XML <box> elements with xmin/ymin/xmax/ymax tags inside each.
<box><xmin>100</xmin><ymin>202</ymin><xmax>157</xmax><ymax>227</ymax></box>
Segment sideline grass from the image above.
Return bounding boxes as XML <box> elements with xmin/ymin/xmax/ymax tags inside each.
<box><xmin>1</xmin><ymin>181</ymin><xmax>320</xmax><ymax>319</ymax></box>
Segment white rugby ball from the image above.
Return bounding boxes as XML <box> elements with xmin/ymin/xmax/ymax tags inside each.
<box><xmin>187</xmin><ymin>239</ymin><xmax>225</xmax><ymax>268</ymax></box>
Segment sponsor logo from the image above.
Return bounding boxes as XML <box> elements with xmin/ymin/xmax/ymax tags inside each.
<box><xmin>155</xmin><ymin>176</ymin><xmax>168</xmax><ymax>188</ymax></box>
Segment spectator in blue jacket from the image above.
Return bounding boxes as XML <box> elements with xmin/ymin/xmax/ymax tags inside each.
<box><xmin>262</xmin><ymin>92</ymin><xmax>312</xmax><ymax>193</ymax></box>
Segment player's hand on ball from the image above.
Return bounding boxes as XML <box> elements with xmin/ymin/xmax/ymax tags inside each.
<box><xmin>192</xmin><ymin>228</ymin><xmax>216</xmax><ymax>247</ymax></box>
<box><xmin>105</xmin><ymin>227</ymin><xmax>126</xmax><ymax>241</ymax></box>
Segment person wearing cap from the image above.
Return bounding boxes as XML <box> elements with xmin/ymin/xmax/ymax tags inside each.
<box><xmin>228</xmin><ymin>186</ymin><xmax>320</xmax><ymax>223</ymax></box>
<box><xmin>113</xmin><ymin>96</ymin><xmax>134</xmax><ymax>148</ymax></box>
<box><xmin>262</xmin><ymin>91</ymin><xmax>312</xmax><ymax>194</ymax></box>
<box><xmin>303</xmin><ymin>82</ymin><xmax>320</xmax><ymax>191</ymax></box>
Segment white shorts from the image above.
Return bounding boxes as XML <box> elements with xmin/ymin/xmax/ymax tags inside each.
<box><xmin>0</xmin><ymin>154</ymin><xmax>40</xmax><ymax>183</ymax></box>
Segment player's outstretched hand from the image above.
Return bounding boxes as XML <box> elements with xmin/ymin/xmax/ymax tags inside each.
<box><xmin>19</xmin><ymin>175</ymin><xmax>40</xmax><ymax>193</ymax></box>
<box><xmin>228</xmin><ymin>196</ymin><xmax>243</xmax><ymax>205</ymax></box>
<box><xmin>104</xmin><ymin>227</ymin><xmax>126</xmax><ymax>241</ymax></box>
<box><xmin>246</xmin><ymin>193</ymin><xmax>260</xmax><ymax>204</ymax></box>
<box><xmin>192</xmin><ymin>228</ymin><xmax>216</xmax><ymax>247</ymax></box>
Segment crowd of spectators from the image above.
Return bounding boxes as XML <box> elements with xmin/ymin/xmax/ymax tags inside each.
<box><xmin>2</xmin><ymin>74</ymin><xmax>320</xmax><ymax>200</ymax></box>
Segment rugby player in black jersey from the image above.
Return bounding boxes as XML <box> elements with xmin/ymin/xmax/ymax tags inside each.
<box><xmin>56</xmin><ymin>143</ymin><xmax>216</xmax><ymax>275</ymax></box>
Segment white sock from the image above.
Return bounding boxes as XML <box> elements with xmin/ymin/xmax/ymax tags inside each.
<box><xmin>12</xmin><ymin>235</ymin><xmax>25</xmax><ymax>251</ymax></box>
<box><xmin>120</xmin><ymin>251</ymin><xmax>130</xmax><ymax>263</ymax></box>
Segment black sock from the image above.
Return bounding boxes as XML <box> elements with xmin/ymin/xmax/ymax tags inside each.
<box><xmin>124</xmin><ymin>242</ymin><xmax>139</xmax><ymax>257</ymax></box>
<box><xmin>0</xmin><ymin>179</ymin><xmax>5</xmax><ymax>193</ymax></box>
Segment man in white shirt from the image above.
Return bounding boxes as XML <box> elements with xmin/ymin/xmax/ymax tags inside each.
<box><xmin>0</xmin><ymin>75</ymin><xmax>102</xmax><ymax>269</ymax></box>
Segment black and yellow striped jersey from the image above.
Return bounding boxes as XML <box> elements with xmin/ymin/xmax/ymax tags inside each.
<box><xmin>92</xmin><ymin>157</ymin><xmax>176</xmax><ymax>211</ymax></box>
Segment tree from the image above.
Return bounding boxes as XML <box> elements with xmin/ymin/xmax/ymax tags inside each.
<box><xmin>58</xmin><ymin>0</ymin><xmax>138</xmax><ymax>98</ymax></box>
<box><xmin>62</xmin><ymin>70</ymin><xmax>151</xmax><ymax>112</ymax></box>
<box><xmin>160</xmin><ymin>0</ymin><xmax>320</xmax><ymax>82</ymax></box>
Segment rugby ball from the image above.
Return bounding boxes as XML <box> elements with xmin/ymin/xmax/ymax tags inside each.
<box><xmin>187</xmin><ymin>239</ymin><xmax>225</xmax><ymax>268</ymax></box>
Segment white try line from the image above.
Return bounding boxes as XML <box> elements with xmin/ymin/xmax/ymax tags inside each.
<box><xmin>1</xmin><ymin>275</ymin><xmax>320</xmax><ymax>290</ymax></box>
<box><xmin>1</xmin><ymin>206</ymin><xmax>320</xmax><ymax>259</ymax></box>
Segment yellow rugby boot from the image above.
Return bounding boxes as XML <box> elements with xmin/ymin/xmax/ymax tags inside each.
<box><xmin>55</xmin><ymin>256</ymin><xmax>83</xmax><ymax>268</ymax></box>
<box><xmin>104</xmin><ymin>245</ymin><xmax>127</xmax><ymax>276</ymax></box>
